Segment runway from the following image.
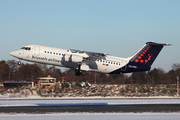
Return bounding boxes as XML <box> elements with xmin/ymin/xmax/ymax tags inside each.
<box><xmin>0</xmin><ymin>104</ymin><xmax>180</xmax><ymax>113</ymax></box>
<box><xmin>0</xmin><ymin>98</ymin><xmax>180</xmax><ymax>113</ymax></box>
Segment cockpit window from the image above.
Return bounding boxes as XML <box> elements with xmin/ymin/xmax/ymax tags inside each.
<box><xmin>21</xmin><ymin>47</ymin><xmax>31</xmax><ymax>51</ymax></box>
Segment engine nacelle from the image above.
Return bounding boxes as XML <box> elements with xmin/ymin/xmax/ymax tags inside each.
<box><xmin>64</xmin><ymin>55</ymin><xmax>83</xmax><ymax>62</ymax></box>
<box><xmin>64</xmin><ymin>54</ymin><xmax>71</xmax><ymax>61</ymax></box>
<box><xmin>71</xmin><ymin>55</ymin><xmax>83</xmax><ymax>62</ymax></box>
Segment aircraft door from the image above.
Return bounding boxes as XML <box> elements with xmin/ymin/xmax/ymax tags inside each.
<box><xmin>34</xmin><ymin>46</ymin><xmax>40</xmax><ymax>56</ymax></box>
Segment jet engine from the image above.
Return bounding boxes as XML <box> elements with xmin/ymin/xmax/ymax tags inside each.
<box><xmin>64</xmin><ymin>55</ymin><xmax>83</xmax><ymax>62</ymax></box>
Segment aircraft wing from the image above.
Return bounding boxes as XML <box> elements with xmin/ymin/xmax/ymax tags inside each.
<box><xmin>70</xmin><ymin>49</ymin><xmax>108</xmax><ymax>58</ymax></box>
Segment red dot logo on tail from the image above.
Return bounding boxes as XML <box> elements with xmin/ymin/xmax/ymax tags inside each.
<box><xmin>135</xmin><ymin>46</ymin><xmax>151</xmax><ymax>63</ymax></box>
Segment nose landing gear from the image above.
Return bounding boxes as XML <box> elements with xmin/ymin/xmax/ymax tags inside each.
<box><xmin>18</xmin><ymin>59</ymin><xmax>21</xmax><ymax>65</ymax></box>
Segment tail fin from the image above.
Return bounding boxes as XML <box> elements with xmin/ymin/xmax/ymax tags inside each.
<box><xmin>109</xmin><ymin>42</ymin><xmax>170</xmax><ymax>74</ymax></box>
<box><xmin>130</xmin><ymin>42</ymin><xmax>170</xmax><ymax>66</ymax></box>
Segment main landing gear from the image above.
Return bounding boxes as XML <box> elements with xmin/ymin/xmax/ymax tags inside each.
<box><xmin>75</xmin><ymin>65</ymin><xmax>86</xmax><ymax>76</ymax></box>
<box><xmin>75</xmin><ymin>70</ymin><xmax>86</xmax><ymax>76</ymax></box>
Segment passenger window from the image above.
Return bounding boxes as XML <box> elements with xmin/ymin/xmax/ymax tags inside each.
<box><xmin>50</xmin><ymin>52</ymin><xmax>52</xmax><ymax>54</ymax></box>
<box><xmin>59</xmin><ymin>53</ymin><xmax>61</xmax><ymax>55</ymax></box>
<box><xmin>45</xmin><ymin>51</ymin><xmax>46</xmax><ymax>53</ymax></box>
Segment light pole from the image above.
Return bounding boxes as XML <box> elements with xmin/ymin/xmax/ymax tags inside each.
<box><xmin>177</xmin><ymin>76</ymin><xmax>179</xmax><ymax>98</ymax></box>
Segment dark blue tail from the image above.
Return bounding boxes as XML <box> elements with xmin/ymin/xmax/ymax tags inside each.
<box><xmin>130</xmin><ymin>42</ymin><xmax>167</xmax><ymax>66</ymax></box>
<box><xmin>109</xmin><ymin>42</ymin><xmax>170</xmax><ymax>74</ymax></box>
<box><xmin>127</xmin><ymin>42</ymin><xmax>170</xmax><ymax>72</ymax></box>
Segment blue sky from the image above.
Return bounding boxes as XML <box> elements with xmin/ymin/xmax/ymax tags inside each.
<box><xmin>0</xmin><ymin>0</ymin><xmax>180</xmax><ymax>72</ymax></box>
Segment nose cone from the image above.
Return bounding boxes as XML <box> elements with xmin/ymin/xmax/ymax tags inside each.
<box><xmin>9</xmin><ymin>50</ymin><xmax>22</xmax><ymax>58</ymax></box>
<box><xmin>9</xmin><ymin>51</ymin><xmax>16</xmax><ymax>57</ymax></box>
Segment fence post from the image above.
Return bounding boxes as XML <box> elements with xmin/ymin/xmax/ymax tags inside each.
<box><xmin>177</xmin><ymin>76</ymin><xmax>179</xmax><ymax>98</ymax></box>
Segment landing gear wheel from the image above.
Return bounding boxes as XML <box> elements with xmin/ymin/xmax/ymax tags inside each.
<box><xmin>75</xmin><ymin>65</ymin><xmax>86</xmax><ymax>76</ymax></box>
<box><xmin>80</xmin><ymin>71</ymin><xmax>86</xmax><ymax>76</ymax></box>
<box><xmin>18</xmin><ymin>61</ymin><xmax>21</xmax><ymax>65</ymax></box>
<box><xmin>75</xmin><ymin>72</ymin><xmax>81</xmax><ymax>76</ymax></box>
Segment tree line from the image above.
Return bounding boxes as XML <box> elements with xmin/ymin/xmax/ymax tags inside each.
<box><xmin>0</xmin><ymin>60</ymin><xmax>179</xmax><ymax>84</ymax></box>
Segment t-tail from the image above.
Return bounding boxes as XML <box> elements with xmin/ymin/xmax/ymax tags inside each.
<box><xmin>121</xmin><ymin>42</ymin><xmax>170</xmax><ymax>73</ymax></box>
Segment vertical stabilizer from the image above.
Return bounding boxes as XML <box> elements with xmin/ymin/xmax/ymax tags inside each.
<box><xmin>130</xmin><ymin>42</ymin><xmax>170</xmax><ymax>66</ymax></box>
<box><xmin>105</xmin><ymin>42</ymin><xmax>170</xmax><ymax>74</ymax></box>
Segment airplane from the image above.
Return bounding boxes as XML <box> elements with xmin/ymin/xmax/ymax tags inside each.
<box><xmin>10</xmin><ymin>42</ymin><xmax>170</xmax><ymax>76</ymax></box>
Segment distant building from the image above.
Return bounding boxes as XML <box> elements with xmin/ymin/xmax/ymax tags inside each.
<box><xmin>37</xmin><ymin>75</ymin><xmax>56</xmax><ymax>89</ymax></box>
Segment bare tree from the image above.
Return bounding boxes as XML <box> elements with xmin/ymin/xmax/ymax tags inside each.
<box><xmin>172</xmin><ymin>63</ymin><xmax>180</xmax><ymax>71</ymax></box>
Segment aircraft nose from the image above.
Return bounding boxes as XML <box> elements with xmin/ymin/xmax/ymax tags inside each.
<box><xmin>9</xmin><ymin>50</ymin><xmax>20</xmax><ymax>58</ymax></box>
<box><xmin>9</xmin><ymin>51</ymin><xmax>15</xmax><ymax>56</ymax></box>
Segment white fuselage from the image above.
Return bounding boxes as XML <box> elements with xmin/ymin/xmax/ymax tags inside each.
<box><xmin>10</xmin><ymin>42</ymin><xmax>169</xmax><ymax>76</ymax></box>
<box><xmin>10</xmin><ymin>45</ymin><xmax>130</xmax><ymax>74</ymax></box>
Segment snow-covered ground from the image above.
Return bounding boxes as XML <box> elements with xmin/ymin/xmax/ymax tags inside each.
<box><xmin>1</xmin><ymin>113</ymin><xmax>180</xmax><ymax>120</ymax></box>
<box><xmin>0</xmin><ymin>88</ymin><xmax>178</xmax><ymax>100</ymax></box>
<box><xmin>0</xmin><ymin>86</ymin><xmax>179</xmax><ymax>119</ymax></box>
<box><xmin>0</xmin><ymin>84</ymin><xmax>177</xmax><ymax>98</ymax></box>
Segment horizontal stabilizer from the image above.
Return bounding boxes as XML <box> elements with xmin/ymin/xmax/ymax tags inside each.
<box><xmin>146</xmin><ymin>42</ymin><xmax>171</xmax><ymax>46</ymax></box>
